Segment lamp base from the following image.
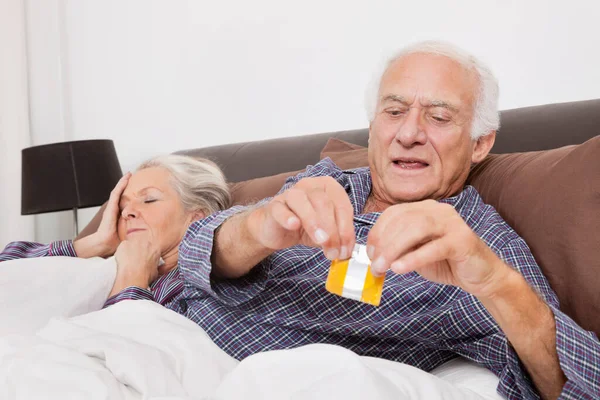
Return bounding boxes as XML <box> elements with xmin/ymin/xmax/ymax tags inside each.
<box><xmin>73</xmin><ymin>207</ymin><xmax>79</xmax><ymax>237</ymax></box>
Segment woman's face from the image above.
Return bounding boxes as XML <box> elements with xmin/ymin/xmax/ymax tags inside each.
<box><xmin>117</xmin><ymin>167</ymin><xmax>201</xmax><ymax>255</ymax></box>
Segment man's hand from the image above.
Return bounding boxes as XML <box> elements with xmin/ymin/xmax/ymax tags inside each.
<box><xmin>74</xmin><ymin>172</ymin><xmax>131</xmax><ymax>258</ymax></box>
<box><xmin>109</xmin><ymin>230</ymin><xmax>161</xmax><ymax>297</ymax></box>
<box><xmin>367</xmin><ymin>199</ymin><xmax>567</xmax><ymax>398</ymax></box>
<box><xmin>367</xmin><ymin>199</ymin><xmax>510</xmax><ymax>298</ymax></box>
<box><xmin>246</xmin><ymin>176</ymin><xmax>356</xmax><ymax>260</ymax></box>
<box><xmin>212</xmin><ymin>176</ymin><xmax>356</xmax><ymax>279</ymax></box>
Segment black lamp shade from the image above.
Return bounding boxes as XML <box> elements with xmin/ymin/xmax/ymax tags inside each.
<box><xmin>21</xmin><ymin>140</ymin><xmax>122</xmax><ymax>215</ymax></box>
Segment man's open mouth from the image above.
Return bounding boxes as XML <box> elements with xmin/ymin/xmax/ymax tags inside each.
<box><xmin>392</xmin><ymin>159</ymin><xmax>429</xmax><ymax>169</ymax></box>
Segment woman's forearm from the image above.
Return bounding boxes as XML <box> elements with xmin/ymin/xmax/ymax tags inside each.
<box><xmin>73</xmin><ymin>233</ymin><xmax>111</xmax><ymax>258</ymax></box>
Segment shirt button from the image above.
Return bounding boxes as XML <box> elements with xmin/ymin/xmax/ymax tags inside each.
<box><xmin>179</xmin><ymin>299</ymin><xmax>188</xmax><ymax>313</ymax></box>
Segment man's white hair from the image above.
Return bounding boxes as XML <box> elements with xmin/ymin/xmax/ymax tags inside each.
<box><xmin>137</xmin><ymin>155</ymin><xmax>231</xmax><ymax>215</ymax></box>
<box><xmin>365</xmin><ymin>41</ymin><xmax>500</xmax><ymax>140</ymax></box>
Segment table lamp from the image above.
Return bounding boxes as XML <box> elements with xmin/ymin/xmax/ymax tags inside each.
<box><xmin>21</xmin><ymin>139</ymin><xmax>122</xmax><ymax>236</ymax></box>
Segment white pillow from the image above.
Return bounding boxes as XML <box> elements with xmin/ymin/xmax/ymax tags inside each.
<box><xmin>0</xmin><ymin>256</ymin><xmax>116</xmax><ymax>336</ymax></box>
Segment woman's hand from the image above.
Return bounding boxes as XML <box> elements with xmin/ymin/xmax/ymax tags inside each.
<box><xmin>74</xmin><ymin>173</ymin><xmax>131</xmax><ymax>258</ymax></box>
<box><xmin>109</xmin><ymin>230</ymin><xmax>161</xmax><ymax>297</ymax></box>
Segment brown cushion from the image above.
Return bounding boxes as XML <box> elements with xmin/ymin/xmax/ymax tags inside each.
<box><xmin>320</xmin><ymin>138</ymin><xmax>369</xmax><ymax>169</ymax></box>
<box><xmin>320</xmin><ymin>137</ymin><xmax>600</xmax><ymax>338</ymax></box>
<box><xmin>467</xmin><ymin>137</ymin><xmax>600</xmax><ymax>337</ymax></box>
<box><xmin>230</xmin><ymin>170</ymin><xmax>301</xmax><ymax>206</ymax></box>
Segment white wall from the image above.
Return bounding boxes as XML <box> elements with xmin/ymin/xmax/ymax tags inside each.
<box><xmin>25</xmin><ymin>0</ymin><xmax>76</xmax><ymax>244</ymax></box>
<box><xmin>0</xmin><ymin>0</ymin><xmax>35</xmax><ymax>249</ymax></box>
<box><xmin>19</xmin><ymin>0</ymin><xmax>600</xmax><ymax>242</ymax></box>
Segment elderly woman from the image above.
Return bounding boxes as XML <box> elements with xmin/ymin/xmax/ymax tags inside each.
<box><xmin>0</xmin><ymin>155</ymin><xmax>231</xmax><ymax>308</ymax></box>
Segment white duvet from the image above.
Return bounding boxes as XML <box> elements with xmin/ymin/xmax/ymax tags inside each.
<box><xmin>0</xmin><ymin>256</ymin><xmax>503</xmax><ymax>400</ymax></box>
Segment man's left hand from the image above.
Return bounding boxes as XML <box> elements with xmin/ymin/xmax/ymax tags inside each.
<box><xmin>367</xmin><ymin>199</ymin><xmax>511</xmax><ymax>299</ymax></box>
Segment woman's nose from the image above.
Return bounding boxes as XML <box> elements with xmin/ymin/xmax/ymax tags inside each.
<box><xmin>121</xmin><ymin>204</ymin><xmax>139</xmax><ymax>219</ymax></box>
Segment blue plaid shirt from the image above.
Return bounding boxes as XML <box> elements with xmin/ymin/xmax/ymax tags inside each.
<box><xmin>3</xmin><ymin>158</ymin><xmax>599</xmax><ymax>399</ymax></box>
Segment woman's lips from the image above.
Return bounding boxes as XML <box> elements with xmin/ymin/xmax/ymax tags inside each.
<box><xmin>127</xmin><ymin>228</ymin><xmax>146</xmax><ymax>235</ymax></box>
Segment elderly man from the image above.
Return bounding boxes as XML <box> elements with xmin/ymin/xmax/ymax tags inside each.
<box><xmin>30</xmin><ymin>41</ymin><xmax>596</xmax><ymax>399</ymax></box>
<box><xmin>178</xmin><ymin>42</ymin><xmax>599</xmax><ymax>399</ymax></box>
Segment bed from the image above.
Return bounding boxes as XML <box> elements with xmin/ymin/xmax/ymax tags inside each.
<box><xmin>2</xmin><ymin>99</ymin><xmax>599</xmax><ymax>399</ymax></box>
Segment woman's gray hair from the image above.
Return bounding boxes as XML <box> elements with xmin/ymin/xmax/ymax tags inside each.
<box><xmin>137</xmin><ymin>155</ymin><xmax>231</xmax><ymax>215</ymax></box>
<box><xmin>365</xmin><ymin>40</ymin><xmax>500</xmax><ymax>140</ymax></box>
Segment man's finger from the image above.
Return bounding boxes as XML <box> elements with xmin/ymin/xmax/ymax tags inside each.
<box><xmin>389</xmin><ymin>238</ymin><xmax>450</xmax><ymax>275</ymax></box>
<box><xmin>269</xmin><ymin>199</ymin><xmax>301</xmax><ymax>231</ymax></box>
<box><xmin>365</xmin><ymin>208</ymin><xmax>395</xmax><ymax>261</ymax></box>
<box><xmin>370</xmin><ymin>213</ymin><xmax>444</xmax><ymax>276</ymax></box>
<box><xmin>307</xmin><ymin>189</ymin><xmax>340</xmax><ymax>259</ymax></box>
<box><xmin>284</xmin><ymin>189</ymin><xmax>327</xmax><ymax>245</ymax></box>
<box><xmin>334</xmin><ymin>203</ymin><xmax>355</xmax><ymax>260</ymax></box>
<box><xmin>324</xmin><ymin>179</ymin><xmax>355</xmax><ymax>260</ymax></box>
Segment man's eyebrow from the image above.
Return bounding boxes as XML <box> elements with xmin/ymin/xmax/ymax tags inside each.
<box><xmin>423</xmin><ymin>100</ymin><xmax>459</xmax><ymax>113</ymax></box>
<box><xmin>381</xmin><ymin>95</ymin><xmax>459</xmax><ymax>113</ymax></box>
<box><xmin>381</xmin><ymin>94</ymin><xmax>409</xmax><ymax>104</ymax></box>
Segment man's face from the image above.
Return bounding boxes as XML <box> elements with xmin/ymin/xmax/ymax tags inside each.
<box><xmin>368</xmin><ymin>52</ymin><xmax>491</xmax><ymax>203</ymax></box>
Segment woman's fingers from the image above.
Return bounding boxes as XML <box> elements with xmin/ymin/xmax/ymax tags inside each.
<box><xmin>103</xmin><ymin>173</ymin><xmax>131</xmax><ymax>224</ymax></box>
<box><xmin>91</xmin><ymin>172</ymin><xmax>131</xmax><ymax>256</ymax></box>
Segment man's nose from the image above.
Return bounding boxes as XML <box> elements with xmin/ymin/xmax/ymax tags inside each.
<box><xmin>395</xmin><ymin>109</ymin><xmax>427</xmax><ymax>147</ymax></box>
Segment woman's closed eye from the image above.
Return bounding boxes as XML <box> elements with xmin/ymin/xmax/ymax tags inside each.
<box><xmin>144</xmin><ymin>199</ymin><xmax>157</xmax><ymax>204</ymax></box>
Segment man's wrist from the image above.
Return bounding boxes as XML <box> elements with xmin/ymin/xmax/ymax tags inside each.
<box><xmin>211</xmin><ymin>208</ymin><xmax>273</xmax><ymax>279</ymax></box>
<box><xmin>476</xmin><ymin>261</ymin><xmax>549</xmax><ymax>337</ymax></box>
<box><xmin>475</xmin><ymin>258</ymin><xmax>565</xmax><ymax>397</ymax></box>
<box><xmin>243</xmin><ymin>208</ymin><xmax>267</xmax><ymax>248</ymax></box>
<box><xmin>474</xmin><ymin>254</ymin><xmax>523</xmax><ymax>303</ymax></box>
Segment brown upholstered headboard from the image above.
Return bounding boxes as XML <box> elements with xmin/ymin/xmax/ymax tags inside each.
<box><xmin>175</xmin><ymin>99</ymin><xmax>600</xmax><ymax>183</ymax></box>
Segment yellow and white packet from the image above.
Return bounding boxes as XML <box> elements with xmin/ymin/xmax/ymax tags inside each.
<box><xmin>325</xmin><ymin>244</ymin><xmax>385</xmax><ymax>306</ymax></box>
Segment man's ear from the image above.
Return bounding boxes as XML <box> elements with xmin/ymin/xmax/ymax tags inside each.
<box><xmin>471</xmin><ymin>131</ymin><xmax>496</xmax><ymax>164</ymax></box>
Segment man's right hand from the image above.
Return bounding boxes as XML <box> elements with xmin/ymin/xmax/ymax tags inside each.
<box><xmin>212</xmin><ymin>176</ymin><xmax>356</xmax><ymax>279</ymax></box>
<box><xmin>246</xmin><ymin>176</ymin><xmax>356</xmax><ymax>260</ymax></box>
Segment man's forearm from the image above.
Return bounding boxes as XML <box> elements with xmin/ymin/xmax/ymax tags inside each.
<box><xmin>211</xmin><ymin>210</ymin><xmax>274</xmax><ymax>279</ymax></box>
<box><xmin>479</xmin><ymin>266</ymin><xmax>566</xmax><ymax>399</ymax></box>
